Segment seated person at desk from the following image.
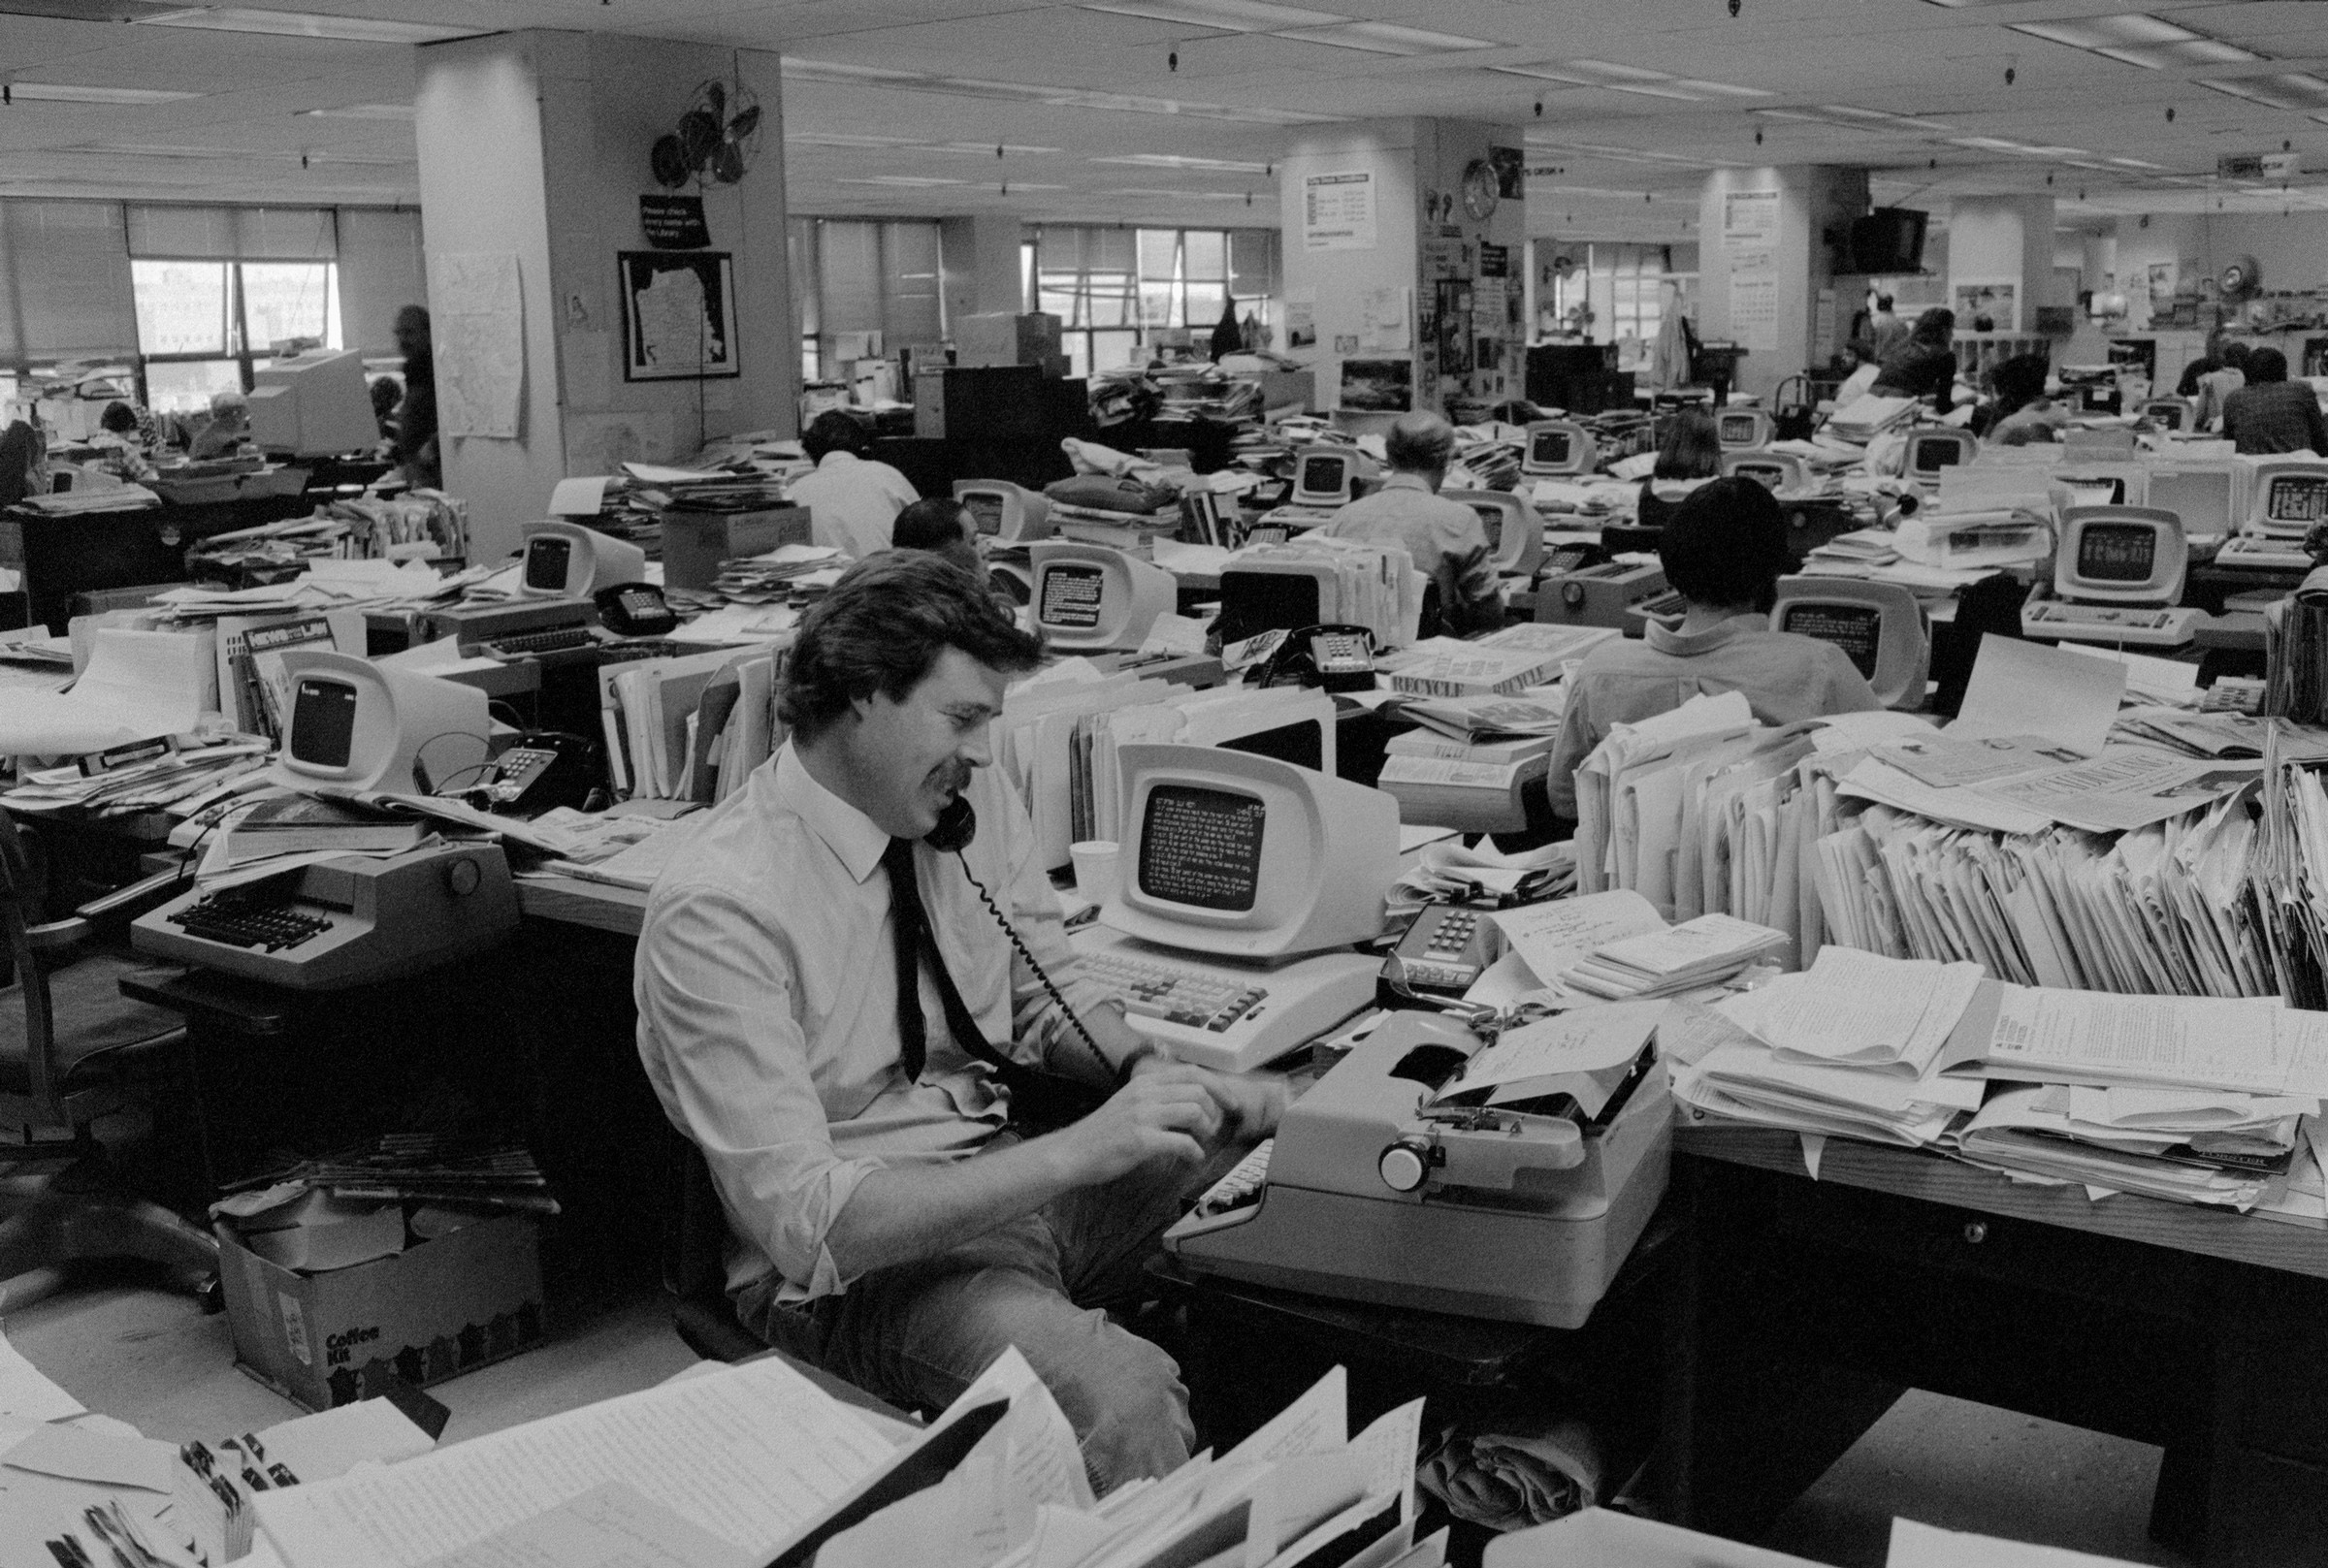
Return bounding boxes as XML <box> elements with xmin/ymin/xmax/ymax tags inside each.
<box><xmin>1869</xmin><ymin>307</ymin><xmax>1957</xmax><ymax>415</ymax></box>
<box><xmin>1983</xmin><ymin>354</ymin><xmax>2067</xmax><ymax>445</ymax></box>
<box><xmin>890</xmin><ymin>496</ymin><xmax>984</xmax><ymax>577</ymax></box>
<box><xmin>1319</xmin><ymin>410</ymin><xmax>1502</xmax><ymax>636</ymax></box>
<box><xmin>2221</xmin><ymin>347</ymin><xmax>2328</xmax><ymax>457</ymax></box>
<box><xmin>790</xmin><ymin>410</ymin><xmax>921</xmax><ymax>560</ymax></box>
<box><xmin>2195</xmin><ymin>340</ymin><xmax>2249</xmax><ymax>432</ymax></box>
<box><xmin>370</xmin><ymin>375</ymin><xmax>404</xmax><ymax>447</ymax></box>
<box><xmin>188</xmin><ymin>390</ymin><xmax>250</xmax><ymax>461</ymax></box>
<box><xmin>1636</xmin><ymin>406</ymin><xmax>1721</xmax><ymax>529</ymax></box>
<box><xmin>1545</xmin><ymin>477</ymin><xmax>1882</xmax><ymax>818</ymax></box>
<box><xmin>634</xmin><ymin>553</ymin><xmax>1279</xmax><ymax>1491</ymax></box>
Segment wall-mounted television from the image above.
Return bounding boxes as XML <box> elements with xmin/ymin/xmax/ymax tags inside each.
<box><xmin>1850</xmin><ymin>208</ymin><xmax>1928</xmax><ymax>274</ymax></box>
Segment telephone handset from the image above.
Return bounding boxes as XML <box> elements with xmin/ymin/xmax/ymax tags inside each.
<box><xmin>919</xmin><ymin>791</ymin><xmax>1115</xmax><ymax>1090</ymax></box>
<box><xmin>1255</xmin><ymin>623</ymin><xmax>1377</xmax><ymax>692</ymax></box>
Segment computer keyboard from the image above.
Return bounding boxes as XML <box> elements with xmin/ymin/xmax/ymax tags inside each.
<box><xmin>168</xmin><ymin>890</ymin><xmax>334</xmax><ymax>951</ymax></box>
<box><xmin>1079</xmin><ymin>948</ymin><xmax>1274</xmax><ymax>1035</ymax></box>
<box><xmin>1070</xmin><ymin>929</ymin><xmax>1381</xmax><ymax>1072</ymax></box>
<box><xmin>2021</xmin><ymin>600</ymin><xmax>2200</xmax><ymax>648</ymax></box>
<box><xmin>479</xmin><ymin>624</ymin><xmax>597</xmax><ymax>658</ymax></box>
<box><xmin>2217</xmin><ymin>535</ymin><xmax>2313</xmax><ymax>571</ymax></box>
<box><xmin>1171</xmin><ymin>1139</ymin><xmax>1274</xmax><ymax>1239</ymax></box>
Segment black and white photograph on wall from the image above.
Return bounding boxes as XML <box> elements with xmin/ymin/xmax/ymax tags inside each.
<box><xmin>618</xmin><ymin>249</ymin><xmax>740</xmax><ymax>381</ymax></box>
<box><xmin>1340</xmin><ymin>357</ymin><xmax>1413</xmax><ymax>412</ymax></box>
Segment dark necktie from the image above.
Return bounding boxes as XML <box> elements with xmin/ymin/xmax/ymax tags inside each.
<box><xmin>882</xmin><ymin>836</ymin><xmax>1004</xmax><ymax>1083</ymax></box>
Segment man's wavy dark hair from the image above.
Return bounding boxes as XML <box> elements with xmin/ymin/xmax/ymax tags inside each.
<box><xmin>778</xmin><ymin>552</ymin><xmax>1044</xmax><ymax>743</ymax></box>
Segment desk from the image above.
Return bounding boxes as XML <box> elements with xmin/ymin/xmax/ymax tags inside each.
<box><xmin>1670</xmin><ymin>1119</ymin><xmax>2328</xmax><ymax>1566</ymax></box>
<box><xmin>0</xmin><ymin>496</ymin><xmax>313</xmax><ymax>632</ymax></box>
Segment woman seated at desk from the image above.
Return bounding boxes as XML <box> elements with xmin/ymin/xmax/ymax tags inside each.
<box><xmin>1635</xmin><ymin>406</ymin><xmax>1721</xmax><ymax>532</ymax></box>
<box><xmin>1869</xmin><ymin>307</ymin><xmax>1958</xmax><ymax>415</ymax></box>
<box><xmin>1545</xmin><ymin>476</ymin><xmax>1882</xmax><ymax>820</ymax></box>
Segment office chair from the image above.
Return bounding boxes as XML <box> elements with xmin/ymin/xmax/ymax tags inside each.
<box><xmin>666</xmin><ymin>1134</ymin><xmax>764</xmax><ymax>1363</ymax></box>
<box><xmin>0</xmin><ymin>809</ymin><xmax>217</xmax><ymax>1302</ymax></box>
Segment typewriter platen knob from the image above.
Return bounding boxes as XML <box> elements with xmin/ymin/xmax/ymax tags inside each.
<box><xmin>1378</xmin><ymin>1136</ymin><xmax>1434</xmax><ymax>1194</ymax></box>
<box><xmin>442</xmin><ymin>855</ymin><xmax>483</xmax><ymax>897</ymax></box>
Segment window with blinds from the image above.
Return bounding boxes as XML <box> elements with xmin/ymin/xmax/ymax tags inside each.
<box><xmin>0</xmin><ymin>201</ymin><xmax>140</xmax><ymax>364</ymax></box>
<box><xmin>792</xmin><ymin>218</ymin><xmax>946</xmax><ymax>383</ymax></box>
<box><xmin>1032</xmin><ymin>226</ymin><xmax>1279</xmax><ymax>378</ymax></box>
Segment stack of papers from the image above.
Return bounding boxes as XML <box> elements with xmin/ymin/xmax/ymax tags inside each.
<box><xmin>1563</xmin><ymin>913</ymin><xmax>1788</xmax><ymax>1000</ymax></box>
<box><xmin>1956</xmin><ymin>1082</ymin><xmax>2309</xmax><ymax>1208</ymax></box>
<box><xmin>1824</xmin><ymin>394</ymin><xmax>1921</xmax><ymax>444</ymax></box>
<box><xmin>1</xmin><ymin>736</ymin><xmax>269</xmax><ymax>817</ymax></box>
<box><xmin>708</xmin><ymin>543</ymin><xmax>847</xmax><ymax>604</ymax></box>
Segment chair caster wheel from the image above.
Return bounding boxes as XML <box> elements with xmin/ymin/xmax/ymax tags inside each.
<box><xmin>197</xmin><ymin>1273</ymin><xmax>223</xmax><ymax>1315</ymax></box>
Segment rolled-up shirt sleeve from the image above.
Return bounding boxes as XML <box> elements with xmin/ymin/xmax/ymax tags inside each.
<box><xmin>636</xmin><ymin>880</ymin><xmax>884</xmax><ymax>1298</ymax></box>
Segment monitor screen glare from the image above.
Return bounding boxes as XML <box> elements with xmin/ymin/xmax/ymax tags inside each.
<box><xmin>963</xmin><ymin>493</ymin><xmax>1005</xmax><ymax>536</ymax></box>
<box><xmin>1039</xmin><ymin>562</ymin><xmax>1105</xmax><ymax>629</ymax></box>
<box><xmin>1531</xmin><ymin>431</ymin><xmax>1571</xmax><ymax>467</ymax></box>
<box><xmin>2079</xmin><ymin>522</ymin><xmax>2157</xmax><ymax>584</ymax></box>
<box><xmin>2269</xmin><ymin>475</ymin><xmax>2328</xmax><ymax>527</ymax></box>
<box><xmin>1139</xmin><ymin>784</ymin><xmax>1265</xmax><ymax>912</ymax></box>
<box><xmin>525</xmin><ymin>535</ymin><xmax>571</xmax><ymax>592</ymax></box>
<box><xmin>290</xmin><ymin>677</ymin><xmax>359</xmax><ymax>769</ymax></box>
<box><xmin>1783</xmin><ymin>603</ymin><xmax>1883</xmax><ymax>679</ymax></box>
<box><xmin>1914</xmin><ymin>438</ymin><xmax>1965</xmax><ymax>474</ymax></box>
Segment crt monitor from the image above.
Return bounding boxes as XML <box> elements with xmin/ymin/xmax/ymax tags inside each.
<box><xmin>1216</xmin><ymin>559</ymin><xmax>1341</xmax><ymax>647</ymax></box>
<box><xmin>1101</xmin><ymin>742</ymin><xmax>1399</xmax><ymax>961</ymax></box>
<box><xmin>1522</xmin><ymin>421</ymin><xmax>1596</xmax><ymax>477</ymax></box>
<box><xmin>2053</xmin><ymin>506</ymin><xmax>2187</xmax><ymax>606</ymax></box>
<box><xmin>953</xmin><ymin>479</ymin><xmax>1053</xmax><ymax>543</ymax></box>
<box><xmin>1027</xmin><ymin>541</ymin><xmax>1175</xmax><ymax>652</ymax></box>
<box><xmin>247</xmin><ymin>349</ymin><xmax>377</xmax><ymax>458</ymax></box>
<box><xmin>2247</xmin><ymin>459</ymin><xmax>2328</xmax><ymax>538</ymax></box>
<box><xmin>2142</xmin><ymin>398</ymin><xmax>2193</xmax><ymax>432</ymax></box>
<box><xmin>274</xmin><ymin>649</ymin><xmax>491</xmax><ymax>795</ymax></box>
<box><xmin>1716</xmin><ymin>408</ymin><xmax>1773</xmax><ymax>450</ymax></box>
<box><xmin>1905</xmin><ymin>427</ymin><xmax>1977</xmax><ymax>482</ymax></box>
<box><xmin>1769</xmin><ymin>576</ymin><xmax>1929</xmax><ymax>711</ymax></box>
<box><xmin>2144</xmin><ymin>460</ymin><xmax>2250</xmax><ymax>544</ymax></box>
<box><xmin>519</xmin><ymin>522</ymin><xmax>647</xmax><ymax>599</ymax></box>
<box><xmin>1443</xmin><ymin>489</ymin><xmax>1543</xmax><ymax>577</ymax></box>
<box><xmin>1721</xmin><ymin>450</ymin><xmax>1805</xmax><ymax>493</ymax></box>
<box><xmin>1290</xmin><ymin>447</ymin><xmax>1365</xmax><ymax>508</ymax></box>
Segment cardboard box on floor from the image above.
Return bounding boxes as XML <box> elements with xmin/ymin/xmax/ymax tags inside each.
<box><xmin>214</xmin><ymin>1212</ymin><xmax>544</xmax><ymax>1412</ymax></box>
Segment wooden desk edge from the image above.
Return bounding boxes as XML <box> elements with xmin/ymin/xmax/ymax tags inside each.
<box><xmin>1677</xmin><ymin>1116</ymin><xmax>2328</xmax><ymax>1280</ymax></box>
<box><xmin>515</xmin><ymin>874</ymin><xmax>648</xmax><ymax>937</ymax></box>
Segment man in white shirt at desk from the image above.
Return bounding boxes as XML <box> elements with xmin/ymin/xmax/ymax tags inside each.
<box><xmin>634</xmin><ymin>553</ymin><xmax>1281</xmax><ymax>1493</ymax></box>
<box><xmin>788</xmin><ymin>411</ymin><xmax>920</xmax><ymax>559</ymax></box>
<box><xmin>1320</xmin><ymin>410</ymin><xmax>1503</xmax><ymax>636</ymax></box>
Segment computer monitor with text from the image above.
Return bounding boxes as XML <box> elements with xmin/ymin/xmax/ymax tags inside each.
<box><xmin>2053</xmin><ymin>506</ymin><xmax>2187</xmax><ymax>606</ymax></box>
<box><xmin>1027</xmin><ymin>541</ymin><xmax>1175</xmax><ymax>652</ymax></box>
<box><xmin>1770</xmin><ymin>576</ymin><xmax>1928</xmax><ymax>710</ymax></box>
<box><xmin>1291</xmin><ymin>447</ymin><xmax>1363</xmax><ymax>508</ymax></box>
<box><xmin>1717</xmin><ymin>408</ymin><xmax>1773</xmax><ymax>450</ymax></box>
<box><xmin>1905</xmin><ymin>427</ymin><xmax>1978</xmax><ymax>482</ymax></box>
<box><xmin>1522</xmin><ymin>421</ymin><xmax>1596</xmax><ymax>478</ymax></box>
<box><xmin>2247</xmin><ymin>459</ymin><xmax>2328</xmax><ymax>539</ymax></box>
<box><xmin>1103</xmin><ymin>742</ymin><xmax>1398</xmax><ymax>960</ymax></box>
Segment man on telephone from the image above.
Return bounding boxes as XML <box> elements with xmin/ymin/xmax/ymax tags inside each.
<box><xmin>635</xmin><ymin>553</ymin><xmax>1282</xmax><ymax>1492</ymax></box>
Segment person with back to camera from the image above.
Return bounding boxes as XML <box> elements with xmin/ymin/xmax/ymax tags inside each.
<box><xmin>1870</xmin><ymin>307</ymin><xmax>1958</xmax><ymax>415</ymax></box>
<box><xmin>1545</xmin><ymin>476</ymin><xmax>1881</xmax><ymax>820</ymax></box>
<box><xmin>634</xmin><ymin>552</ymin><xmax>1280</xmax><ymax>1493</ymax></box>
<box><xmin>1635</xmin><ymin>406</ymin><xmax>1722</xmax><ymax>531</ymax></box>
<box><xmin>1984</xmin><ymin>354</ymin><xmax>2067</xmax><ymax>446</ymax></box>
<box><xmin>1320</xmin><ymin>409</ymin><xmax>1503</xmax><ymax>637</ymax></box>
<box><xmin>890</xmin><ymin>495</ymin><xmax>985</xmax><ymax>578</ymax></box>
<box><xmin>1868</xmin><ymin>294</ymin><xmax>1910</xmax><ymax>363</ymax></box>
<box><xmin>2195</xmin><ymin>340</ymin><xmax>2250</xmax><ymax>432</ymax></box>
<box><xmin>789</xmin><ymin>410</ymin><xmax>921</xmax><ymax>560</ymax></box>
<box><xmin>2220</xmin><ymin>346</ymin><xmax>2328</xmax><ymax>457</ymax></box>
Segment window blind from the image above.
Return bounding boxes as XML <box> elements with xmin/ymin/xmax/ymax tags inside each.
<box><xmin>125</xmin><ymin>205</ymin><xmax>338</xmax><ymax>261</ymax></box>
<box><xmin>0</xmin><ymin>201</ymin><xmax>139</xmax><ymax>362</ymax></box>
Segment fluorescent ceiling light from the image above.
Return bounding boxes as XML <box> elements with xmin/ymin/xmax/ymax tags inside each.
<box><xmin>783</xmin><ymin>58</ymin><xmax>1338</xmax><ymax>123</ymax></box>
<box><xmin>2107</xmin><ymin>156</ymin><xmax>2166</xmax><ymax>169</ymax></box>
<box><xmin>1504</xmin><ymin>59</ymin><xmax>1764</xmax><ymax>100</ymax></box>
<box><xmin>136</xmin><ymin>7</ymin><xmax>481</xmax><ymax>42</ymax></box>
<box><xmin>1752</xmin><ymin>108</ymin><xmax>1832</xmax><ymax>122</ymax></box>
<box><xmin>926</xmin><ymin>142</ymin><xmax>1061</xmax><ymax>156</ymax></box>
<box><xmin>1099</xmin><ymin>187</ymin><xmax>1252</xmax><ymax>199</ymax></box>
<box><xmin>1081</xmin><ymin>0</ymin><xmax>1346</xmax><ymax>30</ymax></box>
<box><xmin>1275</xmin><ymin>20</ymin><xmax>1492</xmax><ymax>52</ymax></box>
<box><xmin>1564</xmin><ymin>59</ymin><xmax>1669</xmax><ymax>81</ymax></box>
<box><xmin>2202</xmin><ymin>74</ymin><xmax>2328</xmax><ymax>111</ymax></box>
<box><xmin>2011</xmin><ymin>14</ymin><xmax>2260</xmax><ymax>69</ymax></box>
<box><xmin>3</xmin><ymin>82</ymin><xmax>200</xmax><ymax>104</ymax></box>
<box><xmin>298</xmin><ymin>103</ymin><xmax>413</xmax><ymax>119</ymax></box>
<box><xmin>789</xmin><ymin>132</ymin><xmax>921</xmax><ymax>148</ymax></box>
<box><xmin>1091</xmin><ymin>153</ymin><xmax>1272</xmax><ymax>172</ymax></box>
<box><xmin>832</xmin><ymin>176</ymin><xmax>967</xmax><ymax>187</ymax></box>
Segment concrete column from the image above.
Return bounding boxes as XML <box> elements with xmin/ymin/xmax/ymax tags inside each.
<box><xmin>1946</xmin><ymin>194</ymin><xmax>2054</xmax><ymax>333</ymax></box>
<box><xmin>941</xmin><ymin>216</ymin><xmax>1026</xmax><ymax>326</ymax></box>
<box><xmin>1697</xmin><ymin>166</ymin><xmax>1868</xmax><ymax>400</ymax></box>
<box><xmin>415</xmin><ymin>31</ymin><xmax>796</xmax><ymax>562</ymax></box>
<box><xmin>1278</xmin><ymin>118</ymin><xmax>1528</xmax><ymax>418</ymax></box>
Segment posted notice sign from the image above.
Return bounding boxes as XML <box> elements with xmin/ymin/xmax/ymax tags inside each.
<box><xmin>1304</xmin><ymin>171</ymin><xmax>1376</xmax><ymax>251</ymax></box>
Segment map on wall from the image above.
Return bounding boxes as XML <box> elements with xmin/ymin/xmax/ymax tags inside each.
<box><xmin>425</xmin><ymin>252</ymin><xmax>525</xmax><ymax>440</ymax></box>
<box><xmin>619</xmin><ymin>250</ymin><xmax>741</xmax><ymax>381</ymax></box>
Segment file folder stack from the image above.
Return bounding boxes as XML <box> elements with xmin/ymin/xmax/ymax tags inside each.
<box><xmin>1562</xmin><ymin>913</ymin><xmax>1788</xmax><ymax>1001</ymax></box>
